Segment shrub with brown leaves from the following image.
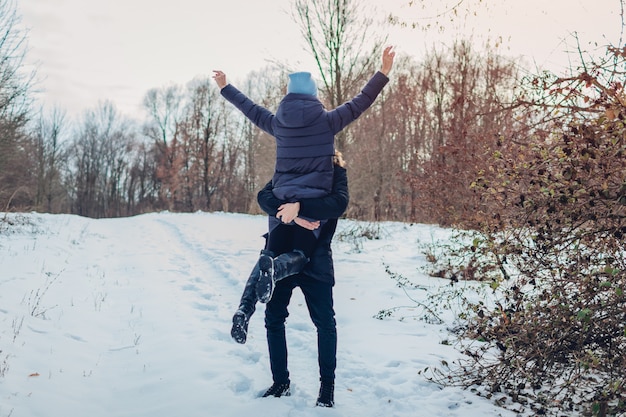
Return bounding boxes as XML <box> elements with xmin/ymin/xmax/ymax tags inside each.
<box><xmin>436</xmin><ymin>47</ymin><xmax>626</xmax><ymax>416</ymax></box>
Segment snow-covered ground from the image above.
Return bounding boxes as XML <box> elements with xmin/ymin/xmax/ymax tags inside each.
<box><xmin>0</xmin><ymin>212</ymin><xmax>516</xmax><ymax>417</ymax></box>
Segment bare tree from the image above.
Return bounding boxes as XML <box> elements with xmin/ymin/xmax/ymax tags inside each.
<box><xmin>347</xmin><ymin>55</ymin><xmax>429</xmax><ymax>221</ymax></box>
<box><xmin>142</xmin><ymin>84</ymin><xmax>183</xmax><ymax>210</ymax></box>
<box><xmin>344</xmin><ymin>41</ymin><xmax>523</xmax><ymax>224</ymax></box>
<box><xmin>176</xmin><ymin>77</ymin><xmax>223</xmax><ymax>211</ymax></box>
<box><xmin>125</xmin><ymin>140</ymin><xmax>160</xmax><ymax>214</ymax></box>
<box><xmin>403</xmin><ymin>40</ymin><xmax>523</xmax><ymax>225</ymax></box>
<box><xmin>0</xmin><ymin>0</ymin><xmax>34</xmax><ymax>209</ymax></box>
<box><xmin>68</xmin><ymin>101</ymin><xmax>136</xmax><ymax>218</ymax></box>
<box><xmin>32</xmin><ymin>106</ymin><xmax>69</xmax><ymax>212</ymax></box>
<box><xmin>387</xmin><ymin>0</ymin><xmax>490</xmax><ymax>32</ymax></box>
<box><xmin>143</xmin><ymin>85</ymin><xmax>182</xmax><ymax>147</ymax></box>
<box><xmin>292</xmin><ymin>0</ymin><xmax>386</xmax><ymax>150</ymax></box>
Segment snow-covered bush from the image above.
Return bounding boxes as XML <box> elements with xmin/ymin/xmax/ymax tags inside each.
<box><xmin>435</xmin><ymin>46</ymin><xmax>626</xmax><ymax>416</ymax></box>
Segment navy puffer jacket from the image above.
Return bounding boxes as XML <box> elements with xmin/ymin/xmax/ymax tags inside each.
<box><xmin>221</xmin><ymin>71</ymin><xmax>389</xmax><ymax>201</ymax></box>
<box><xmin>257</xmin><ymin>165</ymin><xmax>349</xmax><ymax>285</ymax></box>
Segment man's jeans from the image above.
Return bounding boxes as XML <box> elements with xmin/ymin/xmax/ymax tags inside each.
<box><xmin>264</xmin><ymin>274</ymin><xmax>337</xmax><ymax>384</ymax></box>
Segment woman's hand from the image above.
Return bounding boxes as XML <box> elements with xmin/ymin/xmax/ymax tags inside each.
<box><xmin>212</xmin><ymin>70</ymin><xmax>228</xmax><ymax>89</ymax></box>
<box><xmin>294</xmin><ymin>217</ymin><xmax>320</xmax><ymax>231</ymax></box>
<box><xmin>276</xmin><ymin>202</ymin><xmax>300</xmax><ymax>223</ymax></box>
<box><xmin>380</xmin><ymin>46</ymin><xmax>395</xmax><ymax>76</ymax></box>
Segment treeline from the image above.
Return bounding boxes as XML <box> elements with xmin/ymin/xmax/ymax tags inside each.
<box><xmin>1</xmin><ymin>38</ymin><xmax>525</xmax><ymax>224</ymax></box>
<box><xmin>1</xmin><ymin>0</ymin><xmax>621</xmax><ymax>231</ymax></box>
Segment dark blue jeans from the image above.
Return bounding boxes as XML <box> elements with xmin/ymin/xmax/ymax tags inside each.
<box><xmin>264</xmin><ymin>274</ymin><xmax>337</xmax><ymax>384</ymax></box>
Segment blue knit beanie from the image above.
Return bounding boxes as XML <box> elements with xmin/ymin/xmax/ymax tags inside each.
<box><xmin>287</xmin><ymin>72</ymin><xmax>317</xmax><ymax>96</ymax></box>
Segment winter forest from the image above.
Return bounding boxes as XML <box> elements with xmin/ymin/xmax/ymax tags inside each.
<box><xmin>1</xmin><ymin>0</ymin><xmax>625</xmax><ymax>415</ymax></box>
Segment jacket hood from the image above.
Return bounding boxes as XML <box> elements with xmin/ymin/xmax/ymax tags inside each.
<box><xmin>276</xmin><ymin>94</ymin><xmax>324</xmax><ymax>128</ymax></box>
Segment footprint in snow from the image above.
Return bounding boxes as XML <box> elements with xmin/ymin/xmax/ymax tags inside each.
<box><xmin>192</xmin><ymin>301</ymin><xmax>217</xmax><ymax>312</ymax></box>
<box><xmin>181</xmin><ymin>284</ymin><xmax>199</xmax><ymax>292</ymax></box>
<box><xmin>228</xmin><ymin>348</ymin><xmax>262</xmax><ymax>365</ymax></box>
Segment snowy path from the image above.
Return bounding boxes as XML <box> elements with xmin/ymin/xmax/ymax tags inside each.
<box><xmin>0</xmin><ymin>212</ymin><xmax>516</xmax><ymax>417</ymax></box>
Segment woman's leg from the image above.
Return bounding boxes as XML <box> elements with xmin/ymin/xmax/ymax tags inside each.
<box><xmin>265</xmin><ymin>224</ymin><xmax>294</xmax><ymax>256</ymax></box>
<box><xmin>231</xmin><ymin>251</ymin><xmax>269</xmax><ymax>344</ymax></box>
<box><xmin>291</xmin><ymin>225</ymin><xmax>318</xmax><ymax>258</ymax></box>
<box><xmin>257</xmin><ymin>225</ymin><xmax>311</xmax><ymax>303</ymax></box>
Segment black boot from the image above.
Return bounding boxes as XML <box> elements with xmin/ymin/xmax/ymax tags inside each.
<box><xmin>261</xmin><ymin>381</ymin><xmax>291</xmax><ymax>398</ymax></box>
<box><xmin>316</xmin><ymin>378</ymin><xmax>334</xmax><ymax>407</ymax></box>
<box><xmin>256</xmin><ymin>250</ymin><xmax>308</xmax><ymax>303</ymax></box>
<box><xmin>230</xmin><ymin>261</ymin><xmax>261</xmax><ymax>344</ymax></box>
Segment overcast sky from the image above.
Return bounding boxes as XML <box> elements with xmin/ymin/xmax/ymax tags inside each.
<box><xmin>17</xmin><ymin>0</ymin><xmax>624</xmax><ymax>121</ymax></box>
